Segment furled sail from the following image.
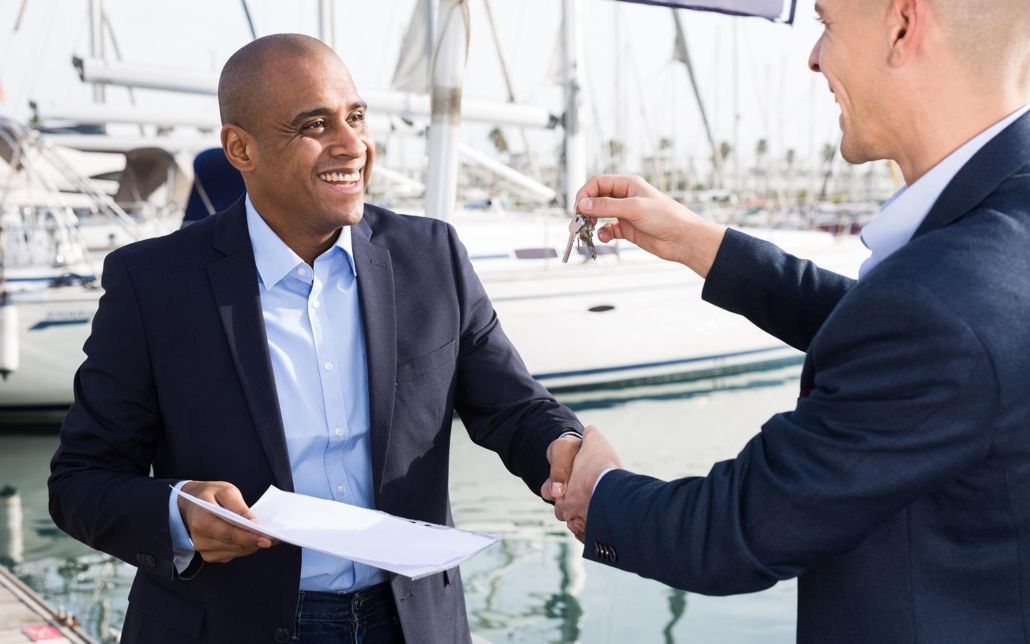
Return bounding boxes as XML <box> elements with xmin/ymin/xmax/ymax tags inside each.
<box><xmin>614</xmin><ymin>0</ymin><xmax>795</xmax><ymax>22</ymax></box>
<box><xmin>391</xmin><ymin>0</ymin><xmax>432</xmax><ymax>93</ymax></box>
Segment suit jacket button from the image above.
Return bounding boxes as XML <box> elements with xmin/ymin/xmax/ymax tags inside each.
<box><xmin>135</xmin><ymin>553</ymin><xmax>156</xmax><ymax>568</ymax></box>
<box><xmin>609</xmin><ymin>545</ymin><xmax>618</xmax><ymax>562</ymax></box>
<box><xmin>273</xmin><ymin>627</ymin><xmax>291</xmax><ymax>643</ymax></box>
<box><xmin>594</xmin><ymin>542</ymin><xmax>601</xmax><ymax>557</ymax></box>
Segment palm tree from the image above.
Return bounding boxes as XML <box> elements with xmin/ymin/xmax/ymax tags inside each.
<box><xmin>489</xmin><ymin>127</ymin><xmax>509</xmax><ymax>155</ymax></box>
<box><xmin>755</xmin><ymin>138</ymin><xmax>769</xmax><ymax>195</ymax></box>
<box><xmin>715</xmin><ymin>140</ymin><xmax>733</xmax><ymax>189</ymax></box>
<box><xmin>785</xmin><ymin>148</ymin><xmax>797</xmax><ymax>204</ymax></box>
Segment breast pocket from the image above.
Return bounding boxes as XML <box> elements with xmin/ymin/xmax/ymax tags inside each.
<box><xmin>396</xmin><ymin>339</ymin><xmax>457</xmax><ymax>384</ymax></box>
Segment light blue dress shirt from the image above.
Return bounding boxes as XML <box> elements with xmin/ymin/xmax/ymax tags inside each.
<box><xmin>858</xmin><ymin>103</ymin><xmax>1030</xmax><ymax>278</ymax></box>
<box><xmin>169</xmin><ymin>196</ymin><xmax>384</xmax><ymax>592</ymax></box>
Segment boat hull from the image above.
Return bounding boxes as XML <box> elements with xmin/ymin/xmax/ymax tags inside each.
<box><xmin>0</xmin><ymin>222</ymin><xmax>867</xmax><ymax>423</ymax></box>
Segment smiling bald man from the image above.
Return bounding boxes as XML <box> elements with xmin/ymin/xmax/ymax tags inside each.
<box><xmin>49</xmin><ymin>34</ymin><xmax>584</xmax><ymax>644</ymax></box>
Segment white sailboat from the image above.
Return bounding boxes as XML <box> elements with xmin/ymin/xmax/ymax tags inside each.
<box><xmin>0</xmin><ymin>0</ymin><xmax>865</xmax><ymax>422</ymax></box>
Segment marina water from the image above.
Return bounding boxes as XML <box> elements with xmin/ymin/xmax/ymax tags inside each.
<box><xmin>0</xmin><ymin>366</ymin><xmax>800</xmax><ymax>643</ymax></box>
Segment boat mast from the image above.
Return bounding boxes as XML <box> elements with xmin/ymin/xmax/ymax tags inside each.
<box><xmin>89</xmin><ymin>0</ymin><xmax>105</xmax><ymax>102</ymax></box>
<box><xmin>317</xmin><ymin>0</ymin><xmax>335</xmax><ymax>49</ymax></box>
<box><xmin>482</xmin><ymin>0</ymin><xmax>543</xmax><ymax>184</ymax></box>
<box><xmin>672</xmin><ymin>10</ymin><xmax>720</xmax><ymax>190</ymax></box>
<box><xmin>424</xmin><ymin>0</ymin><xmax>469</xmax><ymax>221</ymax></box>
<box><xmin>562</xmin><ymin>0</ymin><xmax>587</xmax><ymax>214</ymax></box>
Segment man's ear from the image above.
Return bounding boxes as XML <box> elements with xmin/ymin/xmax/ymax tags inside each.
<box><xmin>887</xmin><ymin>0</ymin><xmax>925</xmax><ymax>68</ymax></box>
<box><xmin>221</xmin><ymin>124</ymin><xmax>256</xmax><ymax>173</ymax></box>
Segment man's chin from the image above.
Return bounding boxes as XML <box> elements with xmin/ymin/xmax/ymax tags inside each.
<box><xmin>839</xmin><ymin>135</ymin><xmax>876</xmax><ymax>166</ymax></box>
<box><xmin>332</xmin><ymin>205</ymin><xmax>365</xmax><ymax>227</ymax></box>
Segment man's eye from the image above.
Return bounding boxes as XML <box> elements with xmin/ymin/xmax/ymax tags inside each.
<box><xmin>350</xmin><ymin>112</ymin><xmax>366</xmax><ymax>124</ymax></box>
<box><xmin>304</xmin><ymin>119</ymin><xmax>327</xmax><ymax>130</ymax></box>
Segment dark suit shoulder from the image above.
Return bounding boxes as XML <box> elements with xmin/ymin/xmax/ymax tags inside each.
<box><xmin>363</xmin><ymin>203</ymin><xmax>458</xmax><ymax>254</ymax></box>
<box><xmin>364</xmin><ymin>203</ymin><xmax>453</xmax><ymax>234</ymax></box>
<box><xmin>103</xmin><ymin>211</ymin><xmax>224</xmax><ymax>296</ymax></box>
<box><xmin>846</xmin><ymin>171</ymin><xmax>1030</xmax><ymax>404</ymax></box>
<box><xmin>109</xmin><ymin>211</ymin><xmax>220</xmax><ymax>266</ymax></box>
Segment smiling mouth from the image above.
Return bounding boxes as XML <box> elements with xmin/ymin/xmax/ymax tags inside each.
<box><xmin>317</xmin><ymin>168</ymin><xmax>364</xmax><ymax>186</ymax></box>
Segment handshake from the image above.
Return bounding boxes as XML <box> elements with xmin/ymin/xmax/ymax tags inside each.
<box><xmin>542</xmin><ymin>427</ymin><xmax>623</xmax><ymax>542</ymax></box>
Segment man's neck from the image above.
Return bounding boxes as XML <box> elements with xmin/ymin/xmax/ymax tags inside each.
<box><xmin>894</xmin><ymin>91</ymin><xmax>1029</xmax><ymax>184</ymax></box>
<box><xmin>248</xmin><ymin>196</ymin><xmax>339</xmax><ymax>266</ymax></box>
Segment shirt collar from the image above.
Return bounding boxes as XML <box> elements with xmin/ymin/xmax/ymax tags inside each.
<box><xmin>245</xmin><ymin>195</ymin><xmax>356</xmax><ymax>290</ymax></box>
<box><xmin>859</xmin><ymin>103</ymin><xmax>1030</xmax><ymax>279</ymax></box>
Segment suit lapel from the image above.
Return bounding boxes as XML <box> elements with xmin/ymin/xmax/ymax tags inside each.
<box><xmin>206</xmin><ymin>201</ymin><xmax>294</xmax><ymax>492</ymax></box>
<box><xmin>914</xmin><ymin>111</ymin><xmax>1030</xmax><ymax>239</ymax></box>
<box><xmin>351</xmin><ymin>212</ymin><xmax>397</xmax><ymax>502</ymax></box>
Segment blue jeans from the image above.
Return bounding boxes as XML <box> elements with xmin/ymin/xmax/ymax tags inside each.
<box><xmin>294</xmin><ymin>582</ymin><xmax>404</xmax><ymax>643</ymax></box>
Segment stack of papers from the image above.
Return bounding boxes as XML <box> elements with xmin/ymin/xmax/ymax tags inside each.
<box><xmin>175</xmin><ymin>485</ymin><xmax>499</xmax><ymax>579</ymax></box>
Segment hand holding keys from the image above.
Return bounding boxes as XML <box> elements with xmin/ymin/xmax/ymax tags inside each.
<box><xmin>562</xmin><ymin>215</ymin><xmax>598</xmax><ymax>263</ymax></box>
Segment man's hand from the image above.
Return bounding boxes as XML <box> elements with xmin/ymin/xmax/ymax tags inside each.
<box><xmin>554</xmin><ymin>426</ymin><xmax>622</xmax><ymax>542</ymax></box>
<box><xmin>541</xmin><ymin>434</ymin><xmax>583</xmax><ymax>502</ymax></box>
<box><xmin>177</xmin><ymin>481</ymin><xmax>275</xmax><ymax>563</ymax></box>
<box><xmin>575</xmin><ymin>174</ymin><xmax>727</xmax><ymax>278</ymax></box>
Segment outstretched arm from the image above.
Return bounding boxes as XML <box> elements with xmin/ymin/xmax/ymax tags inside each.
<box><xmin>560</xmin><ymin>279</ymin><xmax>996</xmax><ymax>595</ymax></box>
<box><xmin>576</xmin><ymin>175</ymin><xmax>855</xmax><ymax>350</ymax></box>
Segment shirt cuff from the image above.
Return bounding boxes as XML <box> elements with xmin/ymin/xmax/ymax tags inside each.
<box><xmin>169</xmin><ymin>480</ymin><xmax>197</xmax><ymax>574</ymax></box>
<box><xmin>593</xmin><ymin>467</ymin><xmax>617</xmax><ymax>495</ymax></box>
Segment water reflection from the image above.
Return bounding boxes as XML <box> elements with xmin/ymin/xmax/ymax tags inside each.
<box><xmin>0</xmin><ymin>366</ymin><xmax>802</xmax><ymax>643</ymax></box>
<box><xmin>542</xmin><ymin>542</ymin><xmax>584</xmax><ymax>642</ymax></box>
<box><xmin>561</xmin><ymin>368</ymin><xmax>801</xmax><ymax>413</ymax></box>
<box><xmin>1</xmin><ymin>485</ymin><xmax>24</xmax><ymax>566</ymax></box>
<box><xmin>663</xmin><ymin>590</ymin><xmax>687</xmax><ymax>644</ymax></box>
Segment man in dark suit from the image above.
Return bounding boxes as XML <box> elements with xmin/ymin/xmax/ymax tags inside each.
<box><xmin>556</xmin><ymin>1</ymin><xmax>1030</xmax><ymax>642</ymax></box>
<box><xmin>49</xmin><ymin>34</ymin><xmax>583</xmax><ymax>643</ymax></box>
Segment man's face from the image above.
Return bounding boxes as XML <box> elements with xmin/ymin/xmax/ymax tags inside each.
<box><xmin>248</xmin><ymin>51</ymin><xmax>374</xmax><ymax>234</ymax></box>
<box><xmin>809</xmin><ymin>1</ymin><xmax>891</xmax><ymax>164</ymax></box>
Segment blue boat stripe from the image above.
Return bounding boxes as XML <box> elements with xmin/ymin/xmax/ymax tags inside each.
<box><xmin>533</xmin><ymin>345</ymin><xmax>793</xmax><ymax>380</ymax></box>
<box><xmin>30</xmin><ymin>318</ymin><xmax>92</xmax><ymax>331</ymax></box>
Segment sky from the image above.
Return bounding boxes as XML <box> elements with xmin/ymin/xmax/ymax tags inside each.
<box><xmin>0</xmin><ymin>0</ymin><xmax>839</xmax><ymax>175</ymax></box>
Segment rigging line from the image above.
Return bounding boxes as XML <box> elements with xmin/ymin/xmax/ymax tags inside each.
<box><xmin>430</xmin><ymin>0</ymin><xmax>471</xmax><ymax>80</ymax></box>
<box><xmin>1</xmin><ymin>0</ymin><xmax>30</xmax><ymax>82</ymax></box>
<box><xmin>482</xmin><ymin>0</ymin><xmax>543</xmax><ymax>182</ymax></box>
<box><xmin>12</xmin><ymin>0</ymin><xmax>29</xmax><ymax>31</ymax></box>
<box><xmin>26</xmin><ymin>0</ymin><xmax>62</xmax><ymax>99</ymax></box>
<box><xmin>240</xmin><ymin>0</ymin><xmax>258</xmax><ymax>40</ymax></box>
<box><xmin>765</xmin><ymin>80</ymin><xmax>820</xmax><ymax>143</ymax></box>
<box><xmin>626</xmin><ymin>25</ymin><xmax>664</xmax><ymax>184</ymax></box>
<box><xmin>100</xmin><ymin>9</ymin><xmax>138</xmax><ymax>112</ymax></box>
<box><xmin>577</xmin><ymin>34</ymin><xmax>610</xmax><ymax>173</ymax></box>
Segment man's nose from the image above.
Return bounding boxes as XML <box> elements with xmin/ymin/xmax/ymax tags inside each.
<box><xmin>329</xmin><ymin>121</ymin><xmax>366</xmax><ymax>158</ymax></box>
<box><xmin>808</xmin><ymin>35</ymin><xmax>823</xmax><ymax>73</ymax></box>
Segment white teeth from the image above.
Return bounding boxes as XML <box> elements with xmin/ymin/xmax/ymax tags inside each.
<box><xmin>319</xmin><ymin>170</ymin><xmax>361</xmax><ymax>183</ymax></box>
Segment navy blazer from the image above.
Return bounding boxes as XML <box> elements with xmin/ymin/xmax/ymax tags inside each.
<box><xmin>584</xmin><ymin>112</ymin><xmax>1030</xmax><ymax>643</ymax></box>
<box><xmin>49</xmin><ymin>201</ymin><xmax>581</xmax><ymax>643</ymax></box>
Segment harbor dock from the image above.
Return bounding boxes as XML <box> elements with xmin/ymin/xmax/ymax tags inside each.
<box><xmin>0</xmin><ymin>566</ymin><xmax>90</xmax><ymax>644</ymax></box>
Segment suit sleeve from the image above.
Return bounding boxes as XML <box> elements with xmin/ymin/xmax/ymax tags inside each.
<box><xmin>48</xmin><ymin>251</ymin><xmax>180</xmax><ymax>580</ymax></box>
<box><xmin>445</xmin><ymin>224</ymin><xmax>583</xmax><ymax>495</ymax></box>
<box><xmin>702</xmin><ymin>228</ymin><xmax>856</xmax><ymax>351</ymax></box>
<box><xmin>583</xmin><ymin>279</ymin><xmax>998</xmax><ymax>595</ymax></box>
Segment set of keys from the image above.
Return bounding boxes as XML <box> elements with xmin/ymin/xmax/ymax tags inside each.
<box><xmin>562</xmin><ymin>214</ymin><xmax>598</xmax><ymax>263</ymax></box>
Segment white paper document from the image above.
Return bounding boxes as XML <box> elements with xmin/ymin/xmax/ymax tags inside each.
<box><xmin>174</xmin><ymin>485</ymin><xmax>499</xmax><ymax>579</ymax></box>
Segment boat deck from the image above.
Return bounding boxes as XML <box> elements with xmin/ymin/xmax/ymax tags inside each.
<box><xmin>0</xmin><ymin>567</ymin><xmax>90</xmax><ymax>644</ymax></box>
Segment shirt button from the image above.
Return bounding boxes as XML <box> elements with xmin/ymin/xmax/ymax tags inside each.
<box><xmin>311</xmin><ymin>299</ymin><xmax>320</xmax><ymax>309</ymax></box>
<box><xmin>324</xmin><ymin>361</ymin><xmax>334</xmax><ymax>371</ymax></box>
<box><xmin>334</xmin><ymin>426</ymin><xmax>343</xmax><ymax>437</ymax></box>
<box><xmin>336</xmin><ymin>484</ymin><xmax>345</xmax><ymax>494</ymax></box>
<box><xmin>296</xmin><ymin>267</ymin><xmax>308</xmax><ymax>277</ymax></box>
